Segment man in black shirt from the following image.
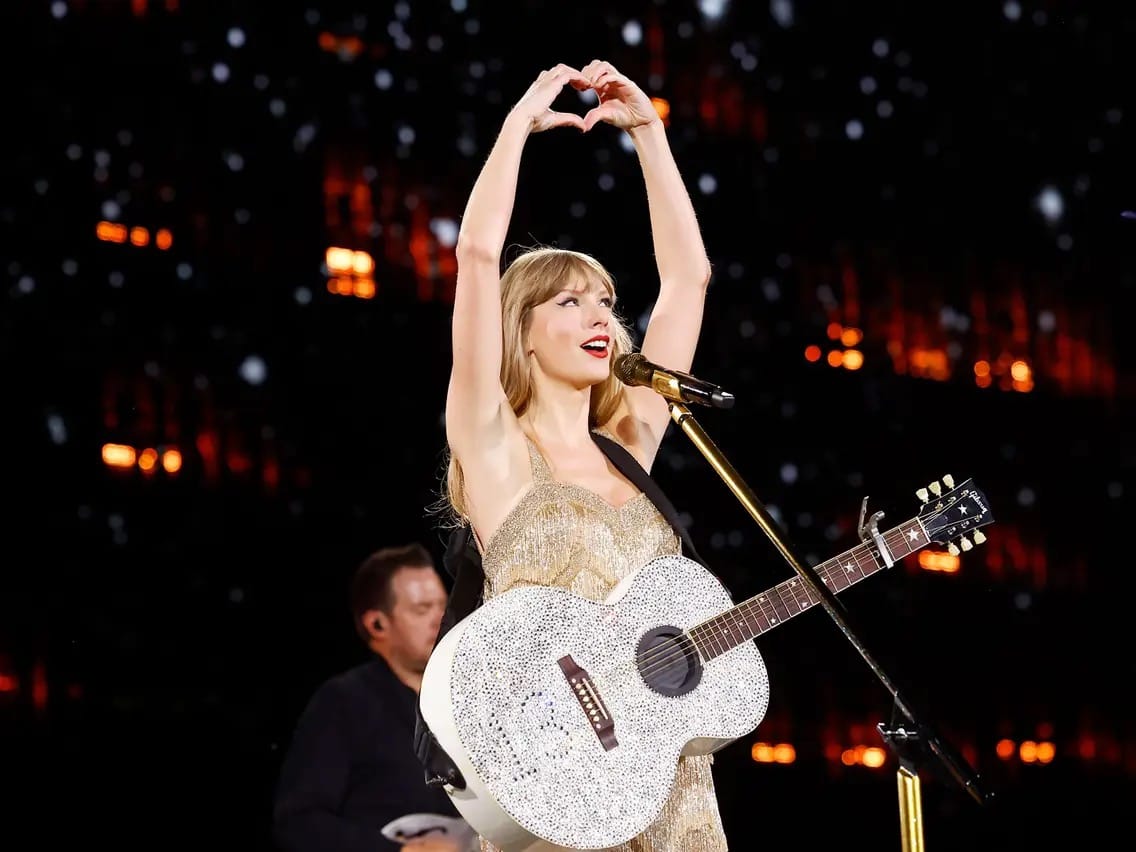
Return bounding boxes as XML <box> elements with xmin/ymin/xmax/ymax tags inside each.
<box><xmin>274</xmin><ymin>542</ymin><xmax>470</xmax><ymax>852</ymax></box>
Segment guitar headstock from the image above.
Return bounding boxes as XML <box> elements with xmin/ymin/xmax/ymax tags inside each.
<box><xmin>916</xmin><ymin>475</ymin><xmax>995</xmax><ymax>555</ymax></box>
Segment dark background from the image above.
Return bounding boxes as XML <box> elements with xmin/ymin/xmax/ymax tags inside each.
<box><xmin>3</xmin><ymin>1</ymin><xmax>1134</xmax><ymax>850</ymax></box>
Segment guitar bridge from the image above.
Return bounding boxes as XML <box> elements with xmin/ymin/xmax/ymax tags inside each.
<box><xmin>557</xmin><ymin>655</ymin><xmax>618</xmax><ymax>751</ymax></box>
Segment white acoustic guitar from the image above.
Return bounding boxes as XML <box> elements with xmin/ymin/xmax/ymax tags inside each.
<box><xmin>420</xmin><ymin>478</ymin><xmax>993</xmax><ymax>851</ymax></box>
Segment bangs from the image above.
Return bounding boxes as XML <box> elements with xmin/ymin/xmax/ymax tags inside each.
<box><xmin>516</xmin><ymin>248</ymin><xmax>616</xmax><ymax>307</ymax></box>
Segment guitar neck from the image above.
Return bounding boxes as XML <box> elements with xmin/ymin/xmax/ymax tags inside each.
<box><xmin>689</xmin><ymin>517</ymin><xmax>928</xmax><ymax>661</ymax></box>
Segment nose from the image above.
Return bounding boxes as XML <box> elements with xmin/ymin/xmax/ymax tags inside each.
<box><xmin>586</xmin><ymin>304</ymin><xmax>609</xmax><ymax>327</ymax></box>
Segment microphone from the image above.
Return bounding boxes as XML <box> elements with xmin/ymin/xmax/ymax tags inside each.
<box><xmin>613</xmin><ymin>353</ymin><xmax>735</xmax><ymax>409</ymax></box>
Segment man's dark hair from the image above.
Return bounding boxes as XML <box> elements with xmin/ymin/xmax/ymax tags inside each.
<box><xmin>350</xmin><ymin>542</ymin><xmax>435</xmax><ymax>642</ymax></box>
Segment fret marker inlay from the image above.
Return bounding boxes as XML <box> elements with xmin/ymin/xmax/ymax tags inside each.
<box><xmin>683</xmin><ymin>487</ymin><xmax>993</xmax><ymax>672</ymax></box>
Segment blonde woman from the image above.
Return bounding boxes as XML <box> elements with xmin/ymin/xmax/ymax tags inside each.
<box><xmin>442</xmin><ymin>60</ymin><xmax>726</xmax><ymax>851</ymax></box>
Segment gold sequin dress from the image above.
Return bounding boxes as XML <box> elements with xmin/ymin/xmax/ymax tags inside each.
<box><xmin>473</xmin><ymin>434</ymin><xmax>729</xmax><ymax>852</ymax></box>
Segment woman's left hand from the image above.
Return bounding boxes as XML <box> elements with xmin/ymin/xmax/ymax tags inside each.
<box><xmin>578</xmin><ymin>59</ymin><xmax>661</xmax><ymax>133</ymax></box>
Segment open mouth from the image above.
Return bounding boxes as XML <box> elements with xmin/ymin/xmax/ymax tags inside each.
<box><xmin>580</xmin><ymin>336</ymin><xmax>610</xmax><ymax>358</ymax></box>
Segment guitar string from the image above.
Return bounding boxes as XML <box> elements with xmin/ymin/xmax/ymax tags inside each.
<box><xmin>628</xmin><ymin>542</ymin><xmax>887</xmax><ymax>684</ymax></box>
<box><xmin>626</xmin><ymin>525</ymin><xmax>918</xmax><ymax>684</ymax></box>
<box><xmin>576</xmin><ymin>530</ymin><xmax>905</xmax><ymax>697</ymax></box>
<box><xmin>634</xmin><ymin>524</ymin><xmax>920</xmax><ymax>680</ymax></box>
<box><xmin>541</xmin><ymin>507</ymin><xmax>971</xmax><ymax>697</ymax></box>
<box><xmin>588</xmin><ymin>513</ymin><xmax>980</xmax><ymax>704</ymax></box>
<box><xmin>632</xmin><ymin>508</ymin><xmax>985</xmax><ymax>683</ymax></box>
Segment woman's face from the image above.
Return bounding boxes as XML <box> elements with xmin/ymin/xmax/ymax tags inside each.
<box><xmin>525</xmin><ymin>275</ymin><xmax>614</xmax><ymax>390</ymax></box>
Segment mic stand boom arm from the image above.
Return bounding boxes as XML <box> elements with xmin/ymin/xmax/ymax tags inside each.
<box><xmin>666</xmin><ymin>402</ymin><xmax>992</xmax><ymax>844</ymax></box>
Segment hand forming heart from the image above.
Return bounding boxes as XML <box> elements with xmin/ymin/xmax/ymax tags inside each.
<box><xmin>511</xmin><ymin>60</ymin><xmax>661</xmax><ymax>135</ymax></box>
<box><xmin>576</xmin><ymin>58</ymin><xmax>660</xmax><ymax>133</ymax></box>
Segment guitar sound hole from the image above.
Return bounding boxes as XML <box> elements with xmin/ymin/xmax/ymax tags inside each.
<box><xmin>636</xmin><ymin>625</ymin><xmax>703</xmax><ymax>697</ymax></box>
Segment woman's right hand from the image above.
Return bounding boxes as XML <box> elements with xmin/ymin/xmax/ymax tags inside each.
<box><xmin>508</xmin><ymin>64</ymin><xmax>591</xmax><ymax>133</ymax></box>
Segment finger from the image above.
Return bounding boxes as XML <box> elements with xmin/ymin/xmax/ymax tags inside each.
<box><xmin>585</xmin><ymin>59</ymin><xmax>616</xmax><ymax>83</ymax></box>
<box><xmin>548</xmin><ymin>62</ymin><xmax>581</xmax><ymax>77</ymax></box>
<box><xmin>546</xmin><ymin>111</ymin><xmax>587</xmax><ymax>131</ymax></box>
<box><xmin>533</xmin><ymin>64</ymin><xmax>575</xmax><ymax>93</ymax></box>
<box><xmin>549</xmin><ymin>63</ymin><xmax>587</xmax><ymax>83</ymax></box>
<box><xmin>582</xmin><ymin>103</ymin><xmax>620</xmax><ymax>132</ymax></box>
<box><xmin>591</xmin><ymin>69</ymin><xmax>624</xmax><ymax>91</ymax></box>
<box><xmin>564</xmin><ymin>73</ymin><xmax>593</xmax><ymax>92</ymax></box>
<box><xmin>550</xmin><ymin>66</ymin><xmax>591</xmax><ymax>93</ymax></box>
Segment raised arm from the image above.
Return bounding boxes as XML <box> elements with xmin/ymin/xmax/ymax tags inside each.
<box><xmin>581</xmin><ymin>60</ymin><xmax>713</xmax><ymax>467</ymax></box>
<box><xmin>445</xmin><ymin>64</ymin><xmax>589</xmax><ymax>460</ymax></box>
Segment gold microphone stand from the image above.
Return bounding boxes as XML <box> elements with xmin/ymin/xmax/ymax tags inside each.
<box><xmin>880</xmin><ymin>725</ymin><xmax>928</xmax><ymax>852</ymax></box>
<box><xmin>665</xmin><ymin>400</ymin><xmax>988</xmax><ymax>848</ymax></box>
<box><xmin>897</xmin><ymin>764</ymin><xmax>925</xmax><ymax>852</ymax></box>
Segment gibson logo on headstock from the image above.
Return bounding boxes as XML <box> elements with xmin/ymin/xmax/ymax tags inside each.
<box><xmin>963</xmin><ymin>488</ymin><xmax>989</xmax><ymax>517</ymax></box>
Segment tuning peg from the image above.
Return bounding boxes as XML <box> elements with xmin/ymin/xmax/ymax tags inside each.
<box><xmin>916</xmin><ymin>487</ymin><xmax>930</xmax><ymax>503</ymax></box>
<box><xmin>959</xmin><ymin>536</ymin><xmax>973</xmax><ymax>551</ymax></box>
<box><xmin>943</xmin><ymin>474</ymin><xmax>955</xmax><ymax>489</ymax></box>
<box><xmin>973</xmin><ymin>530</ymin><xmax>986</xmax><ymax>545</ymax></box>
<box><xmin>929</xmin><ymin>480</ymin><xmax>942</xmax><ymax>497</ymax></box>
<box><xmin>947</xmin><ymin>542</ymin><xmax>960</xmax><ymax>556</ymax></box>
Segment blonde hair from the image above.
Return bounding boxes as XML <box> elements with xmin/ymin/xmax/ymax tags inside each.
<box><xmin>436</xmin><ymin>246</ymin><xmax>636</xmax><ymax>525</ymax></box>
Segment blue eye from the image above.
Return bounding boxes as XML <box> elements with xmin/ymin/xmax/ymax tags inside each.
<box><xmin>558</xmin><ymin>297</ymin><xmax>579</xmax><ymax>307</ymax></box>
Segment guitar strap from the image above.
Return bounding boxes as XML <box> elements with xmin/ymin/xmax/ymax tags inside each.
<box><xmin>413</xmin><ymin>431</ymin><xmax>722</xmax><ymax>788</ymax></box>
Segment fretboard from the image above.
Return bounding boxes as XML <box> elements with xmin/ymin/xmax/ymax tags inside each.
<box><xmin>688</xmin><ymin>517</ymin><xmax>928</xmax><ymax>661</ymax></box>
